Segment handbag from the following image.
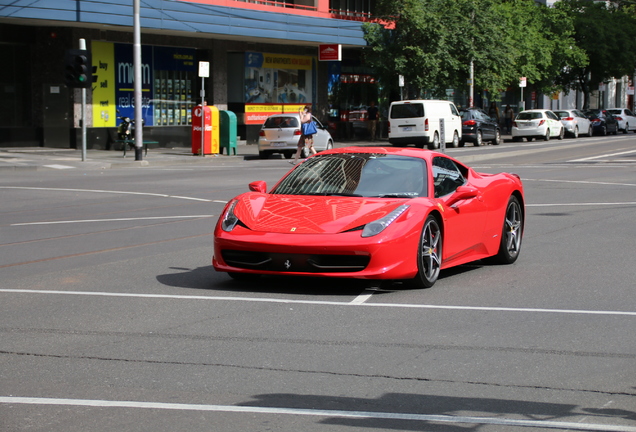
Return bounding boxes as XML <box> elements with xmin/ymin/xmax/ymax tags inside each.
<box><xmin>302</xmin><ymin>121</ymin><xmax>318</xmax><ymax>136</ymax></box>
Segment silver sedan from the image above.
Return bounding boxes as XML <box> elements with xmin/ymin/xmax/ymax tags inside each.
<box><xmin>258</xmin><ymin>113</ymin><xmax>334</xmax><ymax>159</ymax></box>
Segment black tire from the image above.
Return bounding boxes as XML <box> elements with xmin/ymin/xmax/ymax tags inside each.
<box><xmin>258</xmin><ymin>151</ymin><xmax>269</xmax><ymax>159</ymax></box>
<box><xmin>427</xmin><ymin>132</ymin><xmax>440</xmax><ymax>150</ymax></box>
<box><xmin>449</xmin><ymin>131</ymin><xmax>459</xmax><ymax>148</ymax></box>
<box><xmin>324</xmin><ymin>140</ymin><xmax>334</xmax><ymax>151</ymax></box>
<box><xmin>406</xmin><ymin>215</ymin><xmax>442</xmax><ymax>288</ymax></box>
<box><xmin>624</xmin><ymin>123</ymin><xmax>629</xmax><ymax>134</ymax></box>
<box><xmin>284</xmin><ymin>152</ymin><xmax>293</xmax><ymax>159</ymax></box>
<box><xmin>474</xmin><ymin>130</ymin><xmax>483</xmax><ymax>147</ymax></box>
<box><xmin>588</xmin><ymin>126</ymin><xmax>593</xmax><ymax>136</ymax></box>
<box><xmin>572</xmin><ymin>126</ymin><xmax>579</xmax><ymax>139</ymax></box>
<box><xmin>492</xmin><ymin>129</ymin><xmax>501</xmax><ymax>145</ymax></box>
<box><xmin>490</xmin><ymin>195</ymin><xmax>523</xmax><ymax>264</ymax></box>
<box><xmin>601</xmin><ymin>126</ymin><xmax>607</xmax><ymax>136</ymax></box>
<box><xmin>558</xmin><ymin>127</ymin><xmax>564</xmax><ymax>140</ymax></box>
<box><xmin>543</xmin><ymin>129</ymin><xmax>550</xmax><ymax>141</ymax></box>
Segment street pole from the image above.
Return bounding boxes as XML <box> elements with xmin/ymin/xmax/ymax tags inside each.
<box><xmin>469</xmin><ymin>60</ymin><xmax>474</xmax><ymax>107</ymax></box>
<box><xmin>79</xmin><ymin>38</ymin><xmax>87</xmax><ymax>162</ymax></box>
<box><xmin>133</xmin><ymin>0</ymin><xmax>143</xmax><ymax>161</ymax></box>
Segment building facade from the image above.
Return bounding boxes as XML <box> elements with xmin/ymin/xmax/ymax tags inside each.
<box><xmin>0</xmin><ymin>0</ymin><xmax>376</xmax><ymax>148</ymax></box>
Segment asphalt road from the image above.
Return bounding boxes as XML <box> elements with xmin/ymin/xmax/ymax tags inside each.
<box><xmin>1</xmin><ymin>135</ymin><xmax>635</xmax><ymax>432</ymax></box>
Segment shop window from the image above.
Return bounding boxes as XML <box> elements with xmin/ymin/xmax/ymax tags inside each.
<box><xmin>154</xmin><ymin>70</ymin><xmax>195</xmax><ymax>126</ymax></box>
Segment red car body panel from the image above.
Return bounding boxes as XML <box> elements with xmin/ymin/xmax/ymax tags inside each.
<box><xmin>213</xmin><ymin>147</ymin><xmax>524</xmax><ymax>281</ymax></box>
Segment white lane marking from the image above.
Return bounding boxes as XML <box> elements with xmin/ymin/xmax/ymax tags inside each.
<box><xmin>0</xmin><ymin>397</ymin><xmax>634</xmax><ymax>431</ymax></box>
<box><xmin>2</xmin><ymin>289</ymin><xmax>636</xmax><ymax>317</ymax></box>
<box><xmin>10</xmin><ymin>215</ymin><xmax>215</xmax><ymax>226</ymax></box>
<box><xmin>0</xmin><ymin>186</ymin><xmax>213</xmax><ymax>202</ymax></box>
<box><xmin>524</xmin><ymin>179</ymin><xmax>636</xmax><ymax>187</ymax></box>
<box><xmin>527</xmin><ymin>202</ymin><xmax>636</xmax><ymax>207</ymax></box>
<box><xmin>569</xmin><ymin>149</ymin><xmax>636</xmax><ymax>162</ymax></box>
<box><xmin>43</xmin><ymin>164</ymin><xmax>75</xmax><ymax>170</ymax></box>
<box><xmin>350</xmin><ymin>288</ymin><xmax>378</xmax><ymax>304</ymax></box>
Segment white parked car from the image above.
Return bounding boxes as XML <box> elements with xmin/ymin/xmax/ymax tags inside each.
<box><xmin>605</xmin><ymin>108</ymin><xmax>636</xmax><ymax>133</ymax></box>
<box><xmin>512</xmin><ymin>109</ymin><xmax>564</xmax><ymax>141</ymax></box>
<box><xmin>553</xmin><ymin>109</ymin><xmax>592</xmax><ymax>138</ymax></box>
<box><xmin>258</xmin><ymin>113</ymin><xmax>334</xmax><ymax>159</ymax></box>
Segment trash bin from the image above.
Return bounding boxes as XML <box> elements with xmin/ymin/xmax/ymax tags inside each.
<box><xmin>191</xmin><ymin>104</ymin><xmax>220</xmax><ymax>155</ymax></box>
<box><xmin>192</xmin><ymin>104</ymin><xmax>210</xmax><ymax>155</ymax></box>
<box><xmin>220</xmin><ymin>110</ymin><xmax>238</xmax><ymax>155</ymax></box>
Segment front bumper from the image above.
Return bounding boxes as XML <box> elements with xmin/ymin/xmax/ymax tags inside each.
<box><xmin>213</xmin><ymin>228</ymin><xmax>420</xmax><ymax>280</ymax></box>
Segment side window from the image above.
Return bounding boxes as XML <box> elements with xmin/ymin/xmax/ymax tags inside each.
<box><xmin>626</xmin><ymin>109</ymin><xmax>635</xmax><ymax>117</ymax></box>
<box><xmin>450</xmin><ymin>104</ymin><xmax>460</xmax><ymax>116</ymax></box>
<box><xmin>432</xmin><ymin>156</ymin><xmax>465</xmax><ymax>198</ymax></box>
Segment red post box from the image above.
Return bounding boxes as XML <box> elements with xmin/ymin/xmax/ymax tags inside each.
<box><xmin>192</xmin><ymin>104</ymin><xmax>212</xmax><ymax>155</ymax></box>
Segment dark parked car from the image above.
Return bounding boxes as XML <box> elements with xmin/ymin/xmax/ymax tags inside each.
<box><xmin>459</xmin><ymin>107</ymin><xmax>501</xmax><ymax>146</ymax></box>
<box><xmin>584</xmin><ymin>109</ymin><xmax>619</xmax><ymax>136</ymax></box>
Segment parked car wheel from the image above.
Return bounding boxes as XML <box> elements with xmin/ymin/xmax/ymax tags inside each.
<box><xmin>449</xmin><ymin>131</ymin><xmax>459</xmax><ymax>148</ymax></box>
<box><xmin>572</xmin><ymin>126</ymin><xmax>579</xmax><ymax>139</ymax></box>
<box><xmin>543</xmin><ymin>129</ymin><xmax>550</xmax><ymax>141</ymax></box>
<box><xmin>558</xmin><ymin>127</ymin><xmax>565</xmax><ymax>140</ymax></box>
<box><xmin>428</xmin><ymin>132</ymin><xmax>440</xmax><ymax>150</ymax></box>
<box><xmin>493</xmin><ymin>129</ymin><xmax>501</xmax><ymax>145</ymax></box>
<box><xmin>474</xmin><ymin>130</ymin><xmax>483</xmax><ymax>147</ymax></box>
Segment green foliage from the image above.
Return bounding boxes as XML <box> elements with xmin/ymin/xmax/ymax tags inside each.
<box><xmin>363</xmin><ymin>0</ymin><xmax>635</xmax><ymax>106</ymax></box>
<box><xmin>553</xmin><ymin>0</ymin><xmax>636</xmax><ymax>108</ymax></box>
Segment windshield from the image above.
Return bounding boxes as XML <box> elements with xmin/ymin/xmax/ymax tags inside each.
<box><xmin>606</xmin><ymin>109</ymin><xmax>621</xmax><ymax>115</ymax></box>
<box><xmin>390</xmin><ymin>103</ymin><xmax>424</xmax><ymax>119</ymax></box>
<box><xmin>516</xmin><ymin>112</ymin><xmax>543</xmax><ymax>120</ymax></box>
<box><xmin>264</xmin><ymin>116</ymin><xmax>299</xmax><ymax>128</ymax></box>
<box><xmin>584</xmin><ymin>110</ymin><xmax>602</xmax><ymax>118</ymax></box>
<box><xmin>554</xmin><ymin>111</ymin><xmax>570</xmax><ymax>119</ymax></box>
<box><xmin>271</xmin><ymin>153</ymin><xmax>428</xmax><ymax>198</ymax></box>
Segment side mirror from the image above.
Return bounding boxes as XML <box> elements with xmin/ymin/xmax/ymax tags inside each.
<box><xmin>249</xmin><ymin>181</ymin><xmax>267</xmax><ymax>193</ymax></box>
<box><xmin>446</xmin><ymin>185</ymin><xmax>478</xmax><ymax>206</ymax></box>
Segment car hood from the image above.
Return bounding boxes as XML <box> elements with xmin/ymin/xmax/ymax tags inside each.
<box><xmin>233</xmin><ymin>193</ymin><xmax>408</xmax><ymax>234</ymax></box>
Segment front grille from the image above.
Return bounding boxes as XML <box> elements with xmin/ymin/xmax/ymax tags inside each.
<box><xmin>221</xmin><ymin>250</ymin><xmax>370</xmax><ymax>273</ymax></box>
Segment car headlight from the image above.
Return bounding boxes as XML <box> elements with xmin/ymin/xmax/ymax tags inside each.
<box><xmin>361</xmin><ymin>204</ymin><xmax>409</xmax><ymax>238</ymax></box>
<box><xmin>221</xmin><ymin>200</ymin><xmax>240</xmax><ymax>232</ymax></box>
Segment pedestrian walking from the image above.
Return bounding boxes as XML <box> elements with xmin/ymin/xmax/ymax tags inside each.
<box><xmin>292</xmin><ymin>105</ymin><xmax>317</xmax><ymax>165</ymax></box>
<box><xmin>367</xmin><ymin>101</ymin><xmax>379</xmax><ymax>141</ymax></box>
<box><xmin>504</xmin><ymin>105</ymin><xmax>514</xmax><ymax>134</ymax></box>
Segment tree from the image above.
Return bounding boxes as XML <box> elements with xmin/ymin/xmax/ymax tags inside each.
<box><xmin>363</xmin><ymin>0</ymin><xmax>585</xmax><ymax>104</ymax></box>
<box><xmin>553</xmin><ymin>0</ymin><xmax>636</xmax><ymax>108</ymax></box>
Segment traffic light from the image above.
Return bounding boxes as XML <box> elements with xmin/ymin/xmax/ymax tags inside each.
<box><xmin>64</xmin><ymin>49</ymin><xmax>92</xmax><ymax>88</ymax></box>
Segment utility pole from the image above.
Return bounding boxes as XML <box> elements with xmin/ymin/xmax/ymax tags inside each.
<box><xmin>133</xmin><ymin>0</ymin><xmax>143</xmax><ymax>161</ymax></box>
<box><xmin>79</xmin><ymin>38</ymin><xmax>88</xmax><ymax>162</ymax></box>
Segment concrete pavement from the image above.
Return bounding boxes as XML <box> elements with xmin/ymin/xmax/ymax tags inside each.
<box><xmin>0</xmin><ymin>135</ymin><xmax>514</xmax><ymax>171</ymax></box>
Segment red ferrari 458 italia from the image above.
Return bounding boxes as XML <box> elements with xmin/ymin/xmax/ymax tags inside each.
<box><xmin>213</xmin><ymin>147</ymin><xmax>524</xmax><ymax>288</ymax></box>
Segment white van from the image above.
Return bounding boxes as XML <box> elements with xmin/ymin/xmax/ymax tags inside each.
<box><xmin>388</xmin><ymin>100</ymin><xmax>462</xmax><ymax>149</ymax></box>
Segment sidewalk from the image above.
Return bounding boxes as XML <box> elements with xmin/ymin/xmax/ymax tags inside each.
<box><xmin>0</xmin><ymin>135</ymin><xmax>513</xmax><ymax>171</ymax></box>
<box><xmin>0</xmin><ymin>139</ymin><xmax>381</xmax><ymax>171</ymax></box>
